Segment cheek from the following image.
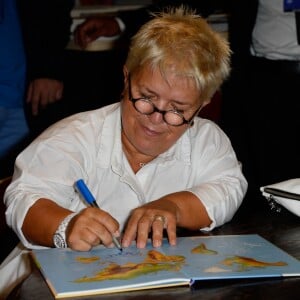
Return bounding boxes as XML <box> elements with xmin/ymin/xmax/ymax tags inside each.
<box><xmin>121</xmin><ymin>101</ymin><xmax>188</xmax><ymax>149</ymax></box>
<box><xmin>121</xmin><ymin>104</ymin><xmax>140</xmax><ymax>134</ymax></box>
<box><xmin>121</xmin><ymin>100</ymin><xmax>134</xmax><ymax>123</ymax></box>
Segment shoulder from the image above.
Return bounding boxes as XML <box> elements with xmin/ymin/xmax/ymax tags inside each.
<box><xmin>43</xmin><ymin>103</ymin><xmax>119</xmax><ymax>134</ymax></box>
<box><xmin>17</xmin><ymin>103</ymin><xmax>121</xmax><ymax>171</ymax></box>
<box><xmin>29</xmin><ymin>103</ymin><xmax>121</xmax><ymax>150</ymax></box>
<box><xmin>187</xmin><ymin>117</ymin><xmax>233</xmax><ymax>154</ymax></box>
<box><xmin>190</xmin><ymin>117</ymin><xmax>228</xmax><ymax>140</ymax></box>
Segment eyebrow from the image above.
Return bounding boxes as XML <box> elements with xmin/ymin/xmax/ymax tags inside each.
<box><xmin>139</xmin><ymin>84</ymin><xmax>190</xmax><ymax>108</ymax></box>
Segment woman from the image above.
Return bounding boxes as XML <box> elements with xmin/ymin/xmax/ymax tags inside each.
<box><xmin>4</xmin><ymin>4</ymin><xmax>246</xmax><ymax>269</ymax></box>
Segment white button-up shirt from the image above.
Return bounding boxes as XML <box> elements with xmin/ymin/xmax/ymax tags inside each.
<box><xmin>4</xmin><ymin>103</ymin><xmax>247</xmax><ymax>249</ymax></box>
<box><xmin>251</xmin><ymin>0</ymin><xmax>300</xmax><ymax>60</ymax></box>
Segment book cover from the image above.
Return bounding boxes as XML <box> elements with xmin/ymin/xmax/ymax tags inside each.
<box><xmin>31</xmin><ymin>234</ymin><xmax>300</xmax><ymax>299</ymax></box>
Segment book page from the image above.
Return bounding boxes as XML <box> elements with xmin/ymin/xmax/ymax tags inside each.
<box><xmin>31</xmin><ymin>241</ymin><xmax>190</xmax><ymax>298</ymax></box>
<box><xmin>31</xmin><ymin>234</ymin><xmax>300</xmax><ymax>298</ymax></box>
<box><xmin>166</xmin><ymin>235</ymin><xmax>300</xmax><ymax>282</ymax></box>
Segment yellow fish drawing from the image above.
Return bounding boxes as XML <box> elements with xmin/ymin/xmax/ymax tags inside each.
<box><xmin>191</xmin><ymin>243</ymin><xmax>218</xmax><ymax>255</ymax></box>
<box><xmin>75</xmin><ymin>256</ymin><xmax>100</xmax><ymax>264</ymax></box>
<box><xmin>74</xmin><ymin>249</ymin><xmax>185</xmax><ymax>283</ymax></box>
<box><xmin>221</xmin><ymin>255</ymin><xmax>287</xmax><ymax>271</ymax></box>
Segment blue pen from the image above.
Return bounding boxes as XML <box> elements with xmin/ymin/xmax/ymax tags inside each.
<box><xmin>74</xmin><ymin>179</ymin><xmax>123</xmax><ymax>252</ymax></box>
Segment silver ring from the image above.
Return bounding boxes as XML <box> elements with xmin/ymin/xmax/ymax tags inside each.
<box><xmin>154</xmin><ymin>215</ymin><xmax>165</xmax><ymax>223</ymax></box>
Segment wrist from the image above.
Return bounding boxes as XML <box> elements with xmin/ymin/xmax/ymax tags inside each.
<box><xmin>53</xmin><ymin>212</ymin><xmax>78</xmax><ymax>248</ymax></box>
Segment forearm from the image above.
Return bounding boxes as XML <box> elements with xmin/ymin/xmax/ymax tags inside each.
<box><xmin>22</xmin><ymin>198</ymin><xmax>73</xmax><ymax>247</ymax></box>
<box><xmin>122</xmin><ymin>191</ymin><xmax>212</xmax><ymax>248</ymax></box>
<box><xmin>161</xmin><ymin>191</ymin><xmax>212</xmax><ymax>230</ymax></box>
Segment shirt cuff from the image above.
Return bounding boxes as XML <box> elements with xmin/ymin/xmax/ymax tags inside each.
<box><xmin>115</xmin><ymin>17</ymin><xmax>125</xmax><ymax>33</ymax></box>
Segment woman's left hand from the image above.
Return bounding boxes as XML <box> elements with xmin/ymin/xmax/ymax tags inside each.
<box><xmin>121</xmin><ymin>198</ymin><xmax>178</xmax><ymax>248</ymax></box>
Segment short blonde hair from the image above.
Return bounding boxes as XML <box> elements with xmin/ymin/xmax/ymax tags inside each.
<box><xmin>125</xmin><ymin>6</ymin><xmax>231</xmax><ymax>101</ymax></box>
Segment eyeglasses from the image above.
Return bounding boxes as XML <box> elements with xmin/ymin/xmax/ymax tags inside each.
<box><xmin>128</xmin><ymin>75</ymin><xmax>202</xmax><ymax>126</ymax></box>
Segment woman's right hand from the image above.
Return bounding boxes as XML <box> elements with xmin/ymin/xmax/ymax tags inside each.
<box><xmin>67</xmin><ymin>207</ymin><xmax>121</xmax><ymax>251</ymax></box>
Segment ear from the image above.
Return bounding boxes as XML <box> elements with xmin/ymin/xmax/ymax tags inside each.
<box><xmin>123</xmin><ymin>66</ymin><xmax>129</xmax><ymax>85</ymax></box>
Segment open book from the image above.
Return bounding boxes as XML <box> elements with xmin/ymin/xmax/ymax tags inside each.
<box><xmin>31</xmin><ymin>234</ymin><xmax>300</xmax><ymax>299</ymax></box>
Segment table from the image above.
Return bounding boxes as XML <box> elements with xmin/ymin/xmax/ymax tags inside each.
<box><xmin>8</xmin><ymin>199</ymin><xmax>300</xmax><ymax>300</ymax></box>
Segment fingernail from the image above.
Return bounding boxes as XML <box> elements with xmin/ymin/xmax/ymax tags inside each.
<box><xmin>113</xmin><ymin>230</ymin><xmax>120</xmax><ymax>237</ymax></box>
<box><xmin>153</xmin><ymin>240</ymin><xmax>161</xmax><ymax>247</ymax></box>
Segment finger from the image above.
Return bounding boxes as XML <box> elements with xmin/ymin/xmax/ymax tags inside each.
<box><xmin>157</xmin><ymin>210</ymin><xmax>177</xmax><ymax>246</ymax></box>
<box><xmin>74</xmin><ymin>28</ymin><xmax>83</xmax><ymax>48</ymax></box>
<box><xmin>91</xmin><ymin>237</ymin><xmax>101</xmax><ymax>247</ymax></box>
<box><xmin>90</xmin><ymin>209</ymin><xmax>121</xmax><ymax>248</ymax></box>
<box><xmin>42</xmin><ymin>86</ymin><xmax>60</xmax><ymax>105</ymax></box>
<box><xmin>39</xmin><ymin>91</ymin><xmax>51</xmax><ymax>108</ymax></box>
<box><xmin>70</xmin><ymin>208</ymin><xmax>120</xmax><ymax>249</ymax></box>
<box><xmin>153</xmin><ymin>215</ymin><xmax>166</xmax><ymax>226</ymax></box>
<box><xmin>151</xmin><ymin>216</ymin><xmax>166</xmax><ymax>247</ymax></box>
<box><xmin>31</xmin><ymin>92</ymin><xmax>41</xmax><ymax>116</ymax></box>
<box><xmin>68</xmin><ymin>225</ymin><xmax>100</xmax><ymax>251</ymax></box>
<box><xmin>79</xmin><ymin>231</ymin><xmax>101</xmax><ymax>247</ymax></box>
<box><xmin>165</xmin><ymin>221</ymin><xmax>177</xmax><ymax>246</ymax></box>
<box><xmin>75</xmin><ymin>25</ymin><xmax>92</xmax><ymax>49</ymax></box>
<box><xmin>90</xmin><ymin>226</ymin><xmax>112</xmax><ymax>247</ymax></box>
<box><xmin>68</xmin><ymin>239</ymin><xmax>94</xmax><ymax>251</ymax></box>
<box><xmin>89</xmin><ymin>30</ymin><xmax>105</xmax><ymax>41</ymax></box>
<box><xmin>26</xmin><ymin>84</ymin><xmax>33</xmax><ymax>103</ymax></box>
<box><xmin>69</xmin><ymin>232</ymin><xmax>101</xmax><ymax>251</ymax></box>
<box><xmin>73</xmin><ymin>30</ymin><xmax>80</xmax><ymax>47</ymax></box>
<box><xmin>77</xmin><ymin>33</ymin><xmax>89</xmax><ymax>49</ymax></box>
<box><xmin>135</xmin><ymin>215</ymin><xmax>153</xmax><ymax>248</ymax></box>
<box><xmin>122</xmin><ymin>212</ymin><xmax>143</xmax><ymax>248</ymax></box>
<box><xmin>55</xmin><ymin>86</ymin><xmax>63</xmax><ymax>100</ymax></box>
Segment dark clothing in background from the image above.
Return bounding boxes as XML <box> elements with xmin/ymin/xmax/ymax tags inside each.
<box><xmin>18</xmin><ymin>0</ymin><xmax>222</xmax><ymax>138</ymax></box>
<box><xmin>219</xmin><ymin>0</ymin><xmax>300</xmax><ymax>209</ymax></box>
<box><xmin>18</xmin><ymin>0</ymin><xmax>126</xmax><ymax>138</ymax></box>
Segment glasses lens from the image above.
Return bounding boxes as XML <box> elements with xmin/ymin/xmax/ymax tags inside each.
<box><xmin>134</xmin><ymin>99</ymin><xmax>154</xmax><ymax>114</ymax></box>
<box><xmin>164</xmin><ymin>112</ymin><xmax>184</xmax><ymax>126</ymax></box>
<box><xmin>133</xmin><ymin>99</ymin><xmax>185</xmax><ymax>126</ymax></box>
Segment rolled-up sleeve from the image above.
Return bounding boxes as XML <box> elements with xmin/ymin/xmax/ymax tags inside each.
<box><xmin>185</xmin><ymin>120</ymin><xmax>247</xmax><ymax>231</ymax></box>
<box><xmin>4</xmin><ymin>116</ymin><xmax>95</xmax><ymax>248</ymax></box>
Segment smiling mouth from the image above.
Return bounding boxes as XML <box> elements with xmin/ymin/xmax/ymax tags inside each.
<box><xmin>142</xmin><ymin>125</ymin><xmax>162</xmax><ymax>137</ymax></box>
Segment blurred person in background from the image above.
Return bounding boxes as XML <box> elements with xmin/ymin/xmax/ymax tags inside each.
<box><xmin>220</xmin><ymin>0</ymin><xmax>300</xmax><ymax>209</ymax></box>
<box><xmin>0</xmin><ymin>0</ymin><xmax>29</xmax><ymax>178</ymax></box>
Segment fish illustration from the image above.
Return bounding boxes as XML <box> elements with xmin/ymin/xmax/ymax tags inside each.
<box><xmin>73</xmin><ymin>249</ymin><xmax>185</xmax><ymax>283</ymax></box>
<box><xmin>221</xmin><ymin>255</ymin><xmax>287</xmax><ymax>271</ymax></box>
<box><xmin>191</xmin><ymin>243</ymin><xmax>218</xmax><ymax>255</ymax></box>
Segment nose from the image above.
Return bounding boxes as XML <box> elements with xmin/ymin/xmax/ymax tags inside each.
<box><xmin>148</xmin><ymin>110</ymin><xmax>164</xmax><ymax>124</ymax></box>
